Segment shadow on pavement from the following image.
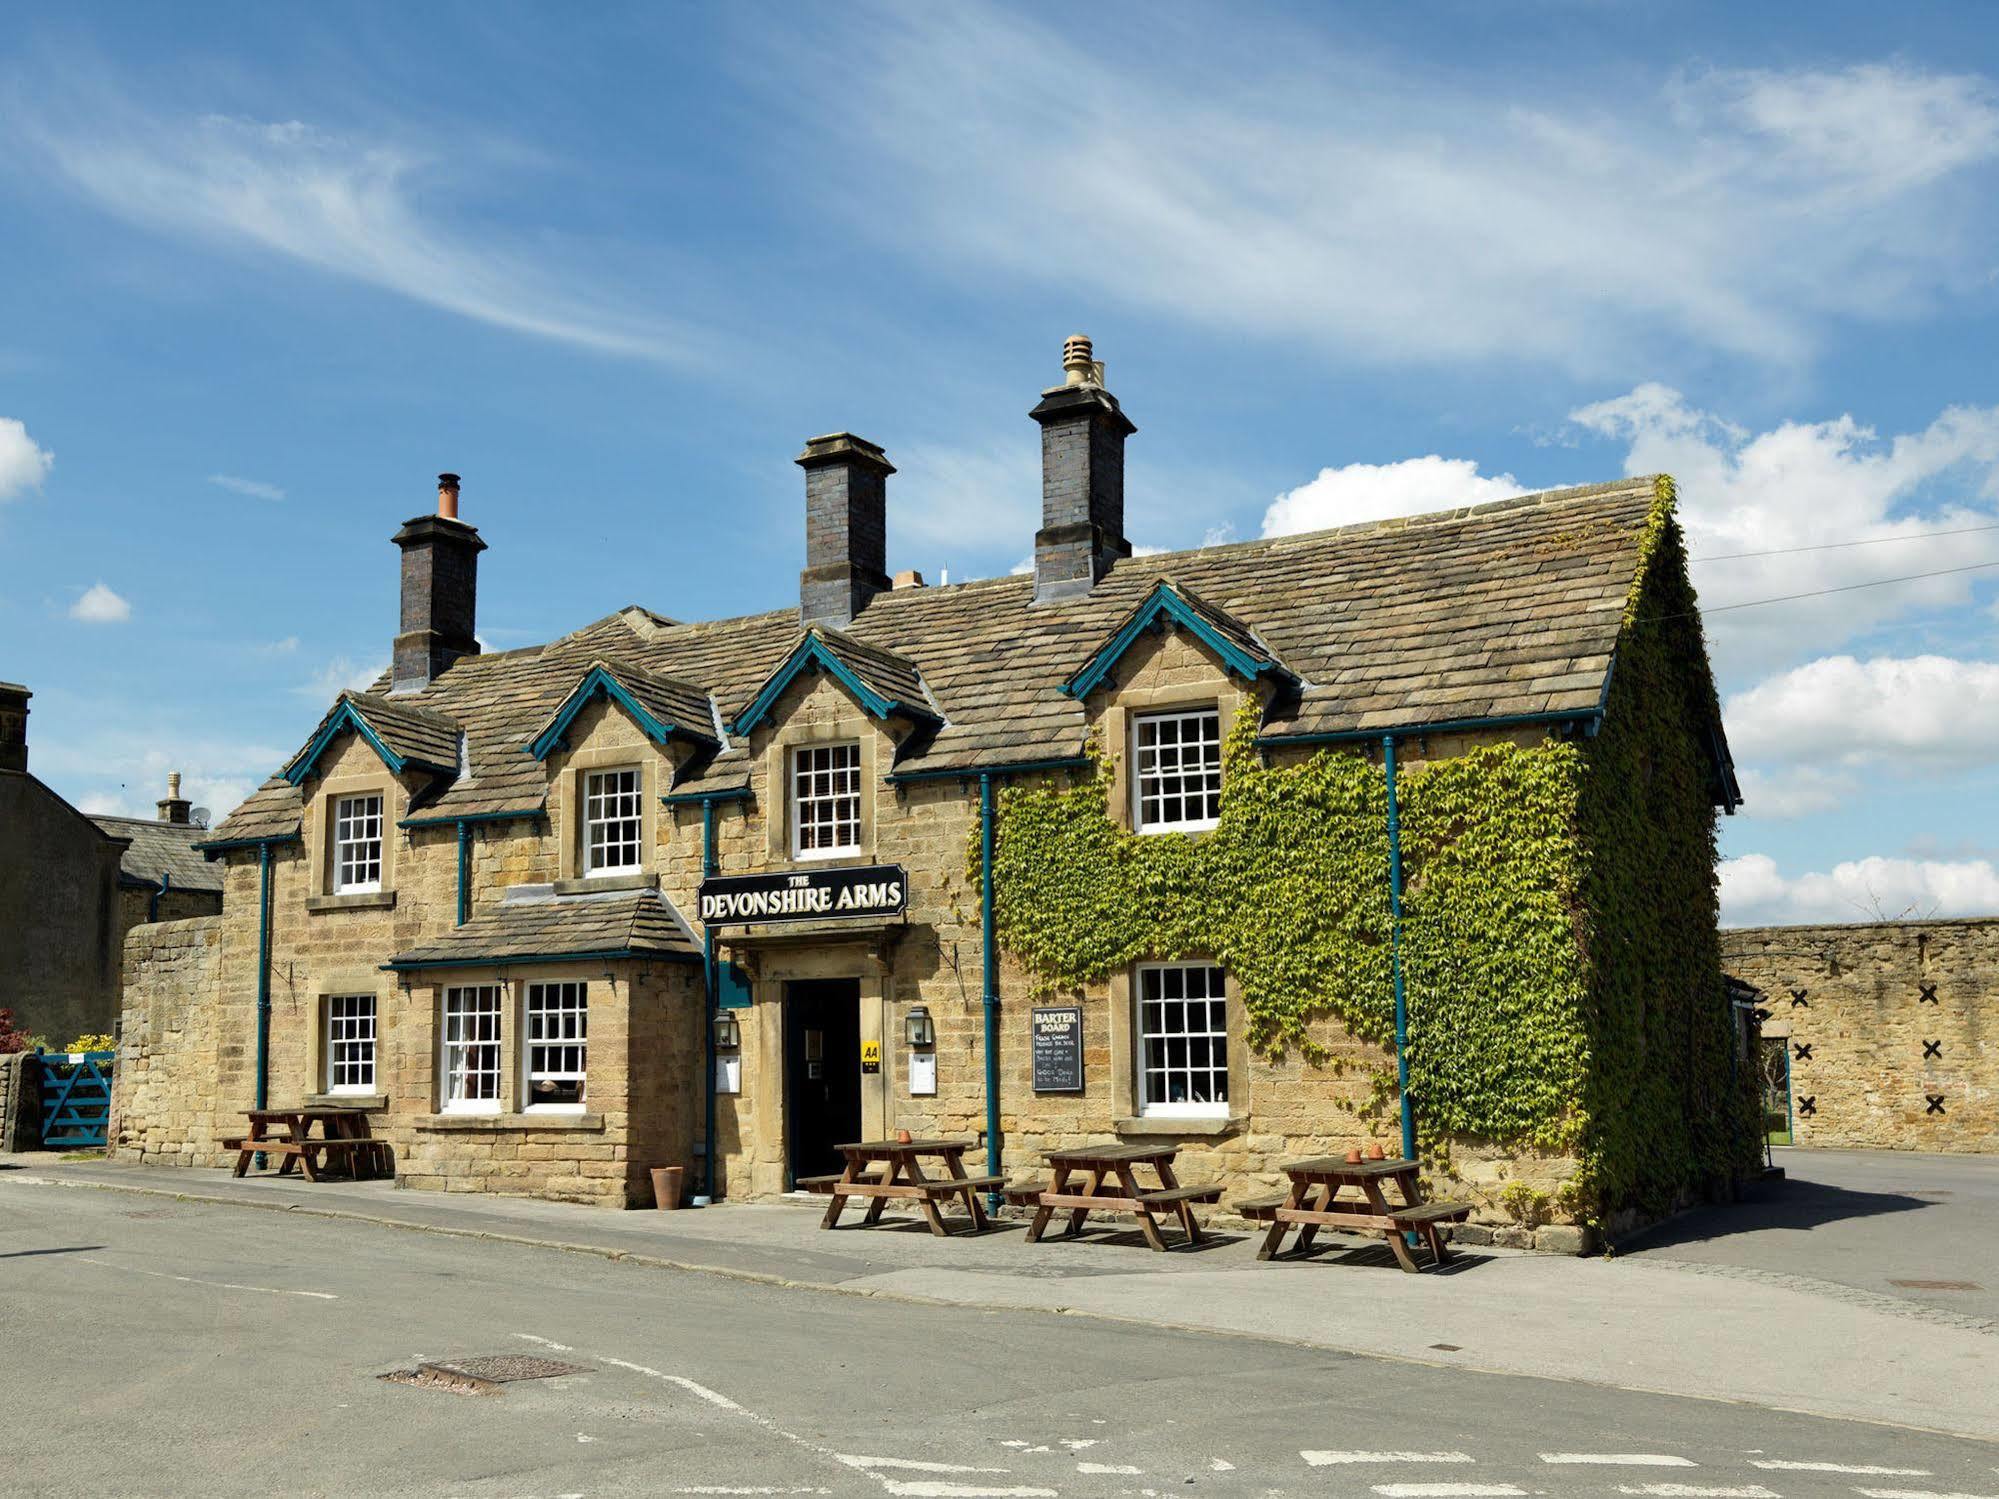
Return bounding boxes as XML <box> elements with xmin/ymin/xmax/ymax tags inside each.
<box><xmin>0</xmin><ymin>1244</ymin><xmax>108</xmax><ymax>1258</ymax></box>
<box><xmin>1627</xmin><ymin>1175</ymin><xmax>1931</xmax><ymax>1252</ymax></box>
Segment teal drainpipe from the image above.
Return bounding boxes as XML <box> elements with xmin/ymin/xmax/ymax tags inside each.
<box><xmin>980</xmin><ymin>771</ymin><xmax>1002</xmax><ymax>1212</ymax></box>
<box><xmin>148</xmin><ymin>871</ymin><xmax>172</xmax><ymax>923</ymax></box>
<box><xmin>455</xmin><ymin>820</ymin><xmax>471</xmax><ymax>926</ymax></box>
<box><xmin>254</xmin><ymin>840</ymin><xmax>274</xmax><ymax>1170</ymax></box>
<box><xmin>1383</xmin><ymin>736</ymin><xmax>1416</xmax><ymax>1168</ymax></box>
<box><xmin>702</xmin><ymin>795</ymin><xmax>719</xmax><ymax>1202</ymax></box>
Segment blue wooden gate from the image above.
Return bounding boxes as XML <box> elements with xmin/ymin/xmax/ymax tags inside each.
<box><xmin>37</xmin><ymin>1050</ymin><xmax>115</xmax><ymax>1149</ymax></box>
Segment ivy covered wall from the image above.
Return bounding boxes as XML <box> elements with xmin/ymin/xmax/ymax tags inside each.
<box><xmin>980</xmin><ymin>479</ymin><xmax>1758</xmax><ymax>1226</ymax></box>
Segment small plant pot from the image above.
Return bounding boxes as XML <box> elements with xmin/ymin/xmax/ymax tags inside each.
<box><xmin>1344</xmin><ymin>1147</ymin><xmax>1363</xmax><ymax>1165</ymax></box>
<box><xmin>895</xmin><ymin>1128</ymin><xmax>913</xmax><ymax>1144</ymax></box>
<box><xmin>650</xmin><ymin>1165</ymin><xmax>686</xmax><ymax>1211</ymax></box>
<box><xmin>1366</xmin><ymin>1142</ymin><xmax>1386</xmax><ymax>1160</ymax></box>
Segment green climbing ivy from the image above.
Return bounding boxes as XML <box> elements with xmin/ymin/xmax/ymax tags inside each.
<box><xmin>977</xmin><ymin>478</ymin><xmax>1760</xmax><ymax>1221</ymax></box>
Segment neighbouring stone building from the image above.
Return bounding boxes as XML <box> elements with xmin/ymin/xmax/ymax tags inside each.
<box><xmin>114</xmin><ymin>337</ymin><xmax>1751</xmax><ymax>1228</ymax></box>
<box><xmin>1723</xmin><ymin>919</ymin><xmax>1996</xmax><ymax>1154</ymax></box>
<box><xmin>0</xmin><ymin>683</ymin><xmax>220</xmax><ymax>1046</ymax></box>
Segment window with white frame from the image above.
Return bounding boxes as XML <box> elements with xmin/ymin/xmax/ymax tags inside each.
<box><xmin>1132</xmin><ymin>709</ymin><xmax>1222</xmax><ymax>832</ymax></box>
<box><xmin>1136</xmin><ymin>962</ymin><xmax>1230</xmax><ymax>1117</ymax></box>
<box><xmin>791</xmin><ymin>742</ymin><xmax>862</xmax><ymax>858</ymax></box>
<box><xmin>523</xmin><ymin>981</ymin><xmax>587</xmax><ymax>1109</ymax></box>
<box><xmin>325</xmin><ymin>995</ymin><xmax>376</xmax><ymax>1094</ymax></box>
<box><xmin>332</xmin><ymin>793</ymin><xmax>384</xmax><ymax>892</ymax></box>
<box><xmin>583</xmin><ymin>768</ymin><xmax>643</xmax><ymax>875</ymax></box>
<box><xmin>441</xmin><ymin>985</ymin><xmax>502</xmax><ymax>1112</ymax></box>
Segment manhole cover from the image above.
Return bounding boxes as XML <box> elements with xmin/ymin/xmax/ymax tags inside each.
<box><xmin>1888</xmin><ymin>1279</ymin><xmax>1982</xmax><ymax>1291</ymax></box>
<box><xmin>424</xmin><ymin>1354</ymin><xmax>591</xmax><ymax>1383</ymax></box>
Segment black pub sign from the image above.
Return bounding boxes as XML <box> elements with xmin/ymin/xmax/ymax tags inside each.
<box><xmin>699</xmin><ymin>864</ymin><xmax>908</xmax><ymax>925</ymax></box>
<box><xmin>1031</xmin><ymin>1005</ymin><xmax>1084</xmax><ymax>1093</ymax></box>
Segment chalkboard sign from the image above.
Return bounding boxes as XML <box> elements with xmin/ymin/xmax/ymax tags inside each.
<box><xmin>1031</xmin><ymin>1005</ymin><xmax>1084</xmax><ymax>1093</ymax></box>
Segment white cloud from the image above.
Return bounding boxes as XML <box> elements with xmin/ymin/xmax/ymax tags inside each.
<box><xmin>892</xmin><ymin>442</ymin><xmax>1041</xmax><ymax>558</ymax></box>
<box><xmin>69</xmin><ymin>581</ymin><xmax>130</xmax><ymax>623</ymax></box>
<box><xmin>1571</xmin><ymin>386</ymin><xmax>1999</xmax><ymax>674</ymax></box>
<box><xmin>0</xmin><ymin>416</ymin><xmax>53</xmax><ymax>500</ymax></box>
<box><xmin>39</xmin><ymin>732</ymin><xmax>289</xmax><ymax>829</ymax></box>
<box><xmin>1727</xmin><ymin>655</ymin><xmax>1999</xmax><ymax>770</ymax></box>
<box><xmin>774</xmin><ymin>10</ymin><xmax>1999</xmax><ymax>369</ymax></box>
<box><xmin>209</xmin><ymin>472</ymin><xmax>285</xmax><ymax>501</ymax></box>
<box><xmin>1730</xmin><ymin>765</ymin><xmax>1857</xmax><ymax>821</ymax></box>
<box><xmin>1263</xmin><ymin>456</ymin><xmax>1525</xmax><ymax>538</ymax></box>
<box><xmin>16</xmin><ymin>108</ymin><xmax>695</xmax><ymax>364</ymax></box>
<box><xmin>1720</xmin><ymin>852</ymin><xmax>1999</xmax><ymax>926</ymax></box>
<box><xmin>296</xmin><ymin>656</ymin><xmax>385</xmax><ymax>699</ymax></box>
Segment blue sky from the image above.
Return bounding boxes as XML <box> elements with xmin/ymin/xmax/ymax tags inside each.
<box><xmin>3</xmin><ymin>2</ymin><xmax>1996</xmax><ymax>925</ymax></box>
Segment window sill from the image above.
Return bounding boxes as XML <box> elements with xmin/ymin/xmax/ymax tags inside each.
<box><xmin>552</xmin><ymin>871</ymin><xmax>657</xmax><ymax>896</ymax></box>
<box><xmin>306</xmin><ymin>1092</ymin><xmax>388</xmax><ymax>1110</ymax></box>
<box><xmin>1115</xmin><ymin>1114</ymin><xmax>1241</xmax><ymax>1138</ymax></box>
<box><xmin>414</xmin><ymin>1112</ymin><xmax>605</xmax><ymax>1133</ymax></box>
<box><xmin>306</xmin><ymin>891</ymin><xmax>397</xmax><ymax>913</ymax></box>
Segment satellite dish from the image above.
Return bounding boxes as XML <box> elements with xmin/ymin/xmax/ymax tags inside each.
<box><xmin>191</xmin><ymin>807</ymin><xmax>212</xmax><ymax>829</ymax></box>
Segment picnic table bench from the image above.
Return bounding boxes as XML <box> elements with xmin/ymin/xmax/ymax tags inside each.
<box><xmin>225</xmin><ymin>1108</ymin><xmax>387</xmax><ymax>1182</ymax></box>
<box><xmin>1005</xmin><ymin>1142</ymin><xmax>1221</xmax><ymax>1251</ymax></box>
<box><xmin>800</xmin><ymin>1139</ymin><xmax>1000</xmax><ymax>1236</ymax></box>
<box><xmin>1240</xmin><ymin>1154</ymin><xmax>1470</xmax><ymax>1272</ymax></box>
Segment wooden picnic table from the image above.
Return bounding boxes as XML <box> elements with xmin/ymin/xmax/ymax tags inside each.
<box><xmin>1003</xmin><ymin>1141</ymin><xmax>1221</xmax><ymax>1252</ymax></box>
<box><xmin>800</xmin><ymin>1139</ymin><xmax>1003</xmax><ymax>1237</ymax></box>
<box><xmin>226</xmin><ymin>1108</ymin><xmax>386</xmax><ymax>1183</ymax></box>
<box><xmin>1239</xmin><ymin>1155</ymin><xmax>1469</xmax><ymax>1272</ymax></box>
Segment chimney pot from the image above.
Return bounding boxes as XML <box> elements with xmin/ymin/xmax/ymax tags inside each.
<box><xmin>437</xmin><ymin>472</ymin><xmax>462</xmax><ymax>520</ymax></box>
<box><xmin>893</xmin><ymin>569</ymin><xmax>925</xmax><ymax>590</ymax></box>
<box><xmin>1031</xmin><ymin>335</ymin><xmax>1134</xmax><ymax>603</ymax></box>
<box><xmin>797</xmin><ymin>433</ymin><xmax>894</xmax><ymax>628</ymax></box>
<box><xmin>158</xmin><ymin>770</ymin><xmax>192</xmax><ymax>824</ymax></box>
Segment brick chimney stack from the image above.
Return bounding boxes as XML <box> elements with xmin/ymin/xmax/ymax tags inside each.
<box><xmin>391</xmin><ymin>472</ymin><xmax>486</xmax><ymax>695</ymax></box>
<box><xmin>797</xmin><ymin>433</ymin><xmax>894</xmax><ymax>628</ymax></box>
<box><xmin>157</xmin><ymin>771</ymin><xmax>191</xmax><ymax>825</ymax></box>
<box><xmin>0</xmin><ymin>682</ymin><xmax>28</xmax><ymax>774</ymax></box>
<box><xmin>1031</xmin><ymin>334</ymin><xmax>1135</xmax><ymax>603</ymax></box>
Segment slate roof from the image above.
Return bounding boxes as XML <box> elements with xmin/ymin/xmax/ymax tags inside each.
<box><xmin>522</xmin><ymin>659</ymin><xmax>718</xmax><ymax>758</ymax></box>
<box><xmin>209</xmin><ymin>476</ymin><xmax>1688</xmax><ymax>845</ymax></box>
<box><xmin>810</xmin><ymin>627</ymin><xmax>936</xmax><ymax>720</ymax></box>
<box><xmin>385</xmin><ymin>887</ymin><xmax>701</xmax><ymax>970</ymax></box>
<box><xmin>88</xmin><ymin>815</ymin><xmax>225</xmax><ymax>893</ymax></box>
<box><xmin>284</xmin><ymin>691</ymin><xmax>462</xmax><ymax>783</ymax></box>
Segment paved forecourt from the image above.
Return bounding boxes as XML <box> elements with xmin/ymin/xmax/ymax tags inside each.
<box><xmin>5</xmin><ymin>1179</ymin><xmax>1999</xmax><ymax>1498</ymax></box>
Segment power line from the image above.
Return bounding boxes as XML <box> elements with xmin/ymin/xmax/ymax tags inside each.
<box><xmin>1691</xmin><ymin>521</ymin><xmax>1999</xmax><ymax>563</ymax></box>
<box><xmin>1650</xmin><ymin>557</ymin><xmax>1999</xmax><ymax>622</ymax></box>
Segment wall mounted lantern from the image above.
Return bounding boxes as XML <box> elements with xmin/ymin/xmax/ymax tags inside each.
<box><xmin>713</xmin><ymin>1009</ymin><xmax>742</xmax><ymax>1051</ymax></box>
<box><xmin>904</xmin><ymin>1005</ymin><xmax>935</xmax><ymax>1049</ymax></box>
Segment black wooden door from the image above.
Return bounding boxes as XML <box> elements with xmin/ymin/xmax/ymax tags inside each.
<box><xmin>786</xmin><ymin>979</ymin><xmax>861</xmax><ymax>1181</ymax></box>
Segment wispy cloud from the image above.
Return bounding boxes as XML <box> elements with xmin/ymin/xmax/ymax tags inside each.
<box><xmin>769</xmin><ymin>9</ymin><xmax>1999</xmax><ymax>370</ymax></box>
<box><xmin>13</xmin><ymin>103</ymin><xmax>699</xmax><ymax>365</ymax></box>
<box><xmin>1720</xmin><ymin>851</ymin><xmax>1999</xmax><ymax>926</ymax></box>
<box><xmin>209</xmin><ymin>472</ymin><xmax>285</xmax><ymax>501</ymax></box>
<box><xmin>295</xmin><ymin>656</ymin><xmax>384</xmax><ymax>699</ymax></box>
<box><xmin>0</xmin><ymin>416</ymin><xmax>53</xmax><ymax>501</ymax></box>
<box><xmin>69</xmin><ymin>581</ymin><xmax>130</xmax><ymax>622</ymax></box>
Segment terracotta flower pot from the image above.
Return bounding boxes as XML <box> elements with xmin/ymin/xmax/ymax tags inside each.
<box><xmin>896</xmin><ymin>1128</ymin><xmax>913</xmax><ymax>1144</ymax></box>
<box><xmin>650</xmin><ymin>1165</ymin><xmax>686</xmax><ymax>1211</ymax></box>
<box><xmin>1366</xmin><ymin>1142</ymin><xmax>1386</xmax><ymax>1160</ymax></box>
<box><xmin>1344</xmin><ymin>1147</ymin><xmax>1363</xmax><ymax>1165</ymax></box>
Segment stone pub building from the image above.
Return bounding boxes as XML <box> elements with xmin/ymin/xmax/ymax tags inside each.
<box><xmin>116</xmin><ymin>338</ymin><xmax>1751</xmax><ymax>1232</ymax></box>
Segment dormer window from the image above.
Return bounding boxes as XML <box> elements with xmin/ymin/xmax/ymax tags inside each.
<box><xmin>583</xmin><ymin>768</ymin><xmax>643</xmax><ymax>875</ymax></box>
<box><xmin>1133</xmin><ymin>708</ymin><xmax>1222</xmax><ymax>833</ymax></box>
<box><xmin>333</xmin><ymin>793</ymin><xmax>384</xmax><ymax>892</ymax></box>
<box><xmin>792</xmin><ymin>742</ymin><xmax>861</xmax><ymax>859</ymax></box>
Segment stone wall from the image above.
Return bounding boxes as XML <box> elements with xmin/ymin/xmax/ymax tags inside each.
<box><xmin>112</xmin><ymin>916</ymin><xmax>224</xmax><ymax>1164</ymax></box>
<box><xmin>1721</xmin><ymin>919</ymin><xmax>1996</xmax><ymax>1154</ymax></box>
<box><xmin>1</xmin><ymin>1049</ymin><xmax>40</xmax><ymax>1151</ymax></box>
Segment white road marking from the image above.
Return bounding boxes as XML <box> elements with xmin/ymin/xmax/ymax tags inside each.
<box><xmin>1753</xmin><ymin>1465</ymin><xmax>1932</xmax><ymax>1477</ymax></box>
<box><xmin>840</xmin><ymin>1458</ymin><xmax>1010</xmax><ymax>1475</ymax></box>
<box><xmin>1305</xmin><ymin>1453</ymin><xmax>1475</xmax><ymax>1466</ymax></box>
<box><xmin>1063</xmin><ymin>1440</ymin><xmax>1098</xmax><ymax>1450</ymax></box>
<box><xmin>668</xmin><ymin>1489</ymin><xmax>830</xmax><ymax>1495</ymax></box>
<box><xmin>1857</xmin><ymin>1490</ymin><xmax>1999</xmax><ymax>1499</ymax></box>
<box><xmin>515</xmin><ymin>1333</ymin><xmax>576</xmax><ymax>1352</ymax></box>
<box><xmin>1541</xmin><ymin>1454</ymin><xmax>1696</xmax><ymax>1467</ymax></box>
<box><xmin>1371</xmin><ymin>1487</ymin><xmax>1526</xmax><ymax>1498</ymax></box>
<box><xmin>1077</xmin><ymin>1464</ymin><xmax>1141</xmax><ymax>1475</ymax></box>
<box><xmin>576</xmin><ymin>1434</ymin><xmax>595</xmax><ymax>1444</ymax></box>
<box><xmin>1617</xmin><ymin>1487</ymin><xmax>1778</xmax><ymax>1497</ymax></box>
<box><xmin>877</xmin><ymin>1486</ymin><xmax>1055</xmax><ymax>1499</ymax></box>
<box><xmin>78</xmin><ymin>1257</ymin><xmax>337</xmax><ymax>1300</ymax></box>
<box><xmin>1209</xmin><ymin>1459</ymin><xmax>1236</xmax><ymax>1473</ymax></box>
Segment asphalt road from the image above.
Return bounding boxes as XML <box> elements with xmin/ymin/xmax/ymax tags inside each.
<box><xmin>6</xmin><ymin>1184</ymin><xmax>1996</xmax><ymax>1499</ymax></box>
<box><xmin>1624</xmin><ymin>1147</ymin><xmax>1999</xmax><ymax>1322</ymax></box>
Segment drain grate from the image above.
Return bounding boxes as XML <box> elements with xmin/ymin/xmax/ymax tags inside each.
<box><xmin>381</xmin><ymin>1353</ymin><xmax>591</xmax><ymax>1396</ymax></box>
<box><xmin>1888</xmin><ymin>1279</ymin><xmax>1982</xmax><ymax>1291</ymax></box>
